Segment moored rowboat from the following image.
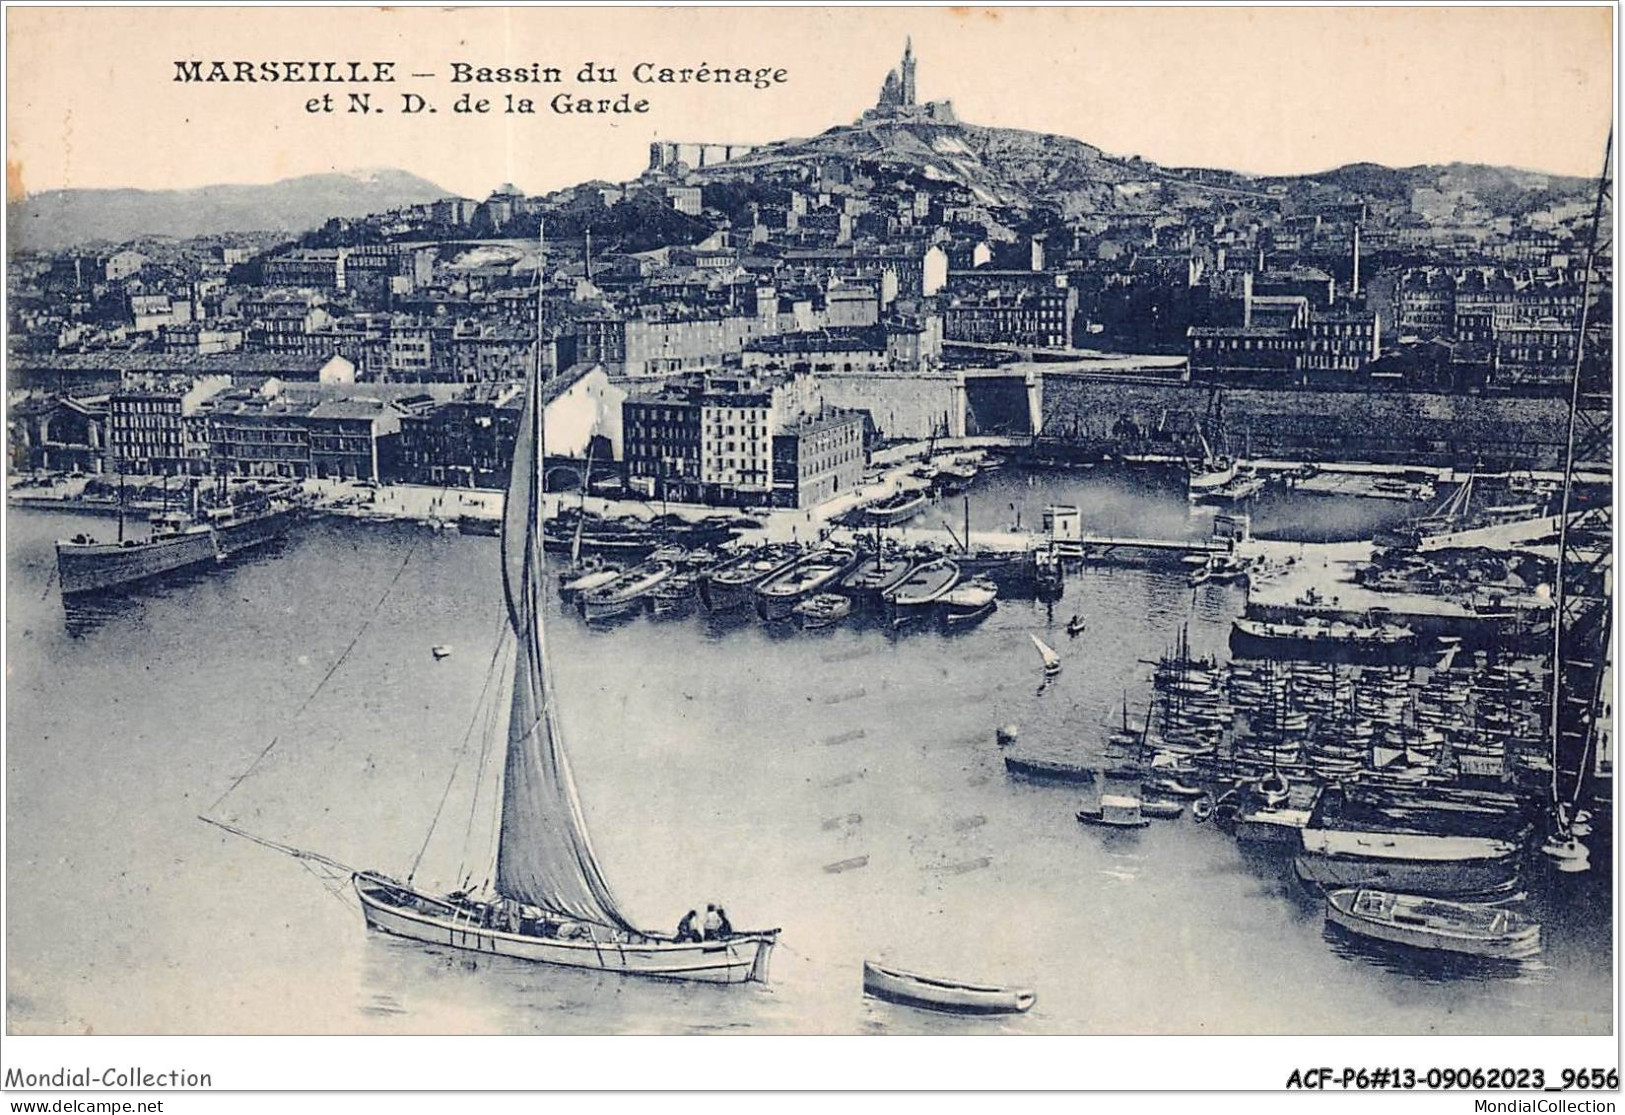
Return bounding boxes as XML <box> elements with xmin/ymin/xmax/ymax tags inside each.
<box><xmin>862</xmin><ymin>960</ymin><xmax>1035</xmax><ymax>1015</ymax></box>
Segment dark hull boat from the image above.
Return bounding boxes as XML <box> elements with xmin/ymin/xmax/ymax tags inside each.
<box><xmin>56</xmin><ymin>500</ymin><xmax>298</xmax><ymax>596</ymax></box>
<box><xmin>865</xmin><ymin>489</ymin><xmax>929</xmax><ymax>526</ymax></box>
<box><xmin>884</xmin><ymin>557</ymin><xmax>959</xmax><ymax>627</ymax></box>
<box><xmin>840</xmin><ymin>554</ymin><xmax>916</xmax><ymax>605</ymax></box>
<box><xmin>1003</xmin><ymin>754</ymin><xmax>1096</xmax><ymax>783</ymax></box>
<box><xmin>699</xmin><ymin>545</ymin><xmax>799</xmax><ymax>613</ymax></box>
<box><xmin>755</xmin><ymin>545</ymin><xmax>859</xmax><ymax>622</ymax></box>
<box><xmin>1230</xmin><ymin>616</ymin><xmax>1418</xmax><ymax>665</ymax></box>
<box><xmin>578</xmin><ymin>560</ymin><xmax>675</xmax><ymax>622</ymax></box>
<box><xmin>941</xmin><ymin>575</ymin><xmax>998</xmax><ymax>627</ymax></box>
<box><xmin>457</xmin><ymin>515</ymin><xmax>502</xmax><ymax>537</ymax></box>
<box><xmin>1293</xmin><ymin>853</ymin><xmax>1521</xmax><ymax>899</ymax></box>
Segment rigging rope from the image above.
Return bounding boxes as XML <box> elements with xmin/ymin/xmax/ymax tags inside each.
<box><xmin>409</xmin><ymin>609</ymin><xmax>510</xmax><ymax>883</ymax></box>
<box><xmin>457</xmin><ymin>634</ymin><xmax>512</xmax><ymax>884</ymax></box>
<box><xmin>205</xmin><ymin>533</ymin><xmax>421</xmax><ymax>818</ymax></box>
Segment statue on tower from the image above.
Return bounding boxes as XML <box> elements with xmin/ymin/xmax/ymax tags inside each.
<box><xmin>865</xmin><ymin>37</ymin><xmax>955</xmax><ymax>124</ymax></box>
<box><xmin>875</xmin><ymin>38</ymin><xmax>917</xmax><ymax>109</ymax></box>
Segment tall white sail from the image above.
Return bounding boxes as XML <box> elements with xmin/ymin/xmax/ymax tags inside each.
<box><xmin>1030</xmin><ymin>633</ymin><xmax>1062</xmax><ymax>671</ymax></box>
<box><xmin>495</xmin><ymin>301</ymin><xmax>637</xmax><ymax>934</ymax></box>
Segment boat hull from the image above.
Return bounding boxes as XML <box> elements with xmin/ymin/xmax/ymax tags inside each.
<box><xmin>1230</xmin><ymin>621</ymin><xmax>1417</xmax><ymax>666</ymax></box>
<box><xmin>885</xmin><ymin>559</ymin><xmax>959</xmax><ymax>627</ymax></box>
<box><xmin>56</xmin><ymin>529</ymin><xmax>218</xmax><ymax>595</ymax></box>
<box><xmin>1324</xmin><ymin>889</ymin><xmax>1540</xmax><ymax>960</ymax></box>
<box><xmin>55</xmin><ymin>505</ymin><xmax>297</xmax><ymax>595</ymax></box>
<box><xmin>580</xmin><ymin>564</ymin><xmax>674</xmax><ymax>622</ymax></box>
<box><xmin>356</xmin><ymin>877</ymin><xmax>775</xmax><ymax>984</ymax></box>
<box><xmin>1293</xmin><ymin>853</ymin><xmax>1520</xmax><ymax>898</ymax></box>
<box><xmin>700</xmin><ymin>549</ymin><xmax>798</xmax><ymax>613</ymax></box>
<box><xmin>840</xmin><ymin>557</ymin><xmax>916</xmax><ymax>605</ymax></box>
<box><xmin>865</xmin><ymin>494</ymin><xmax>928</xmax><ymax>526</ymax></box>
<box><xmin>1004</xmin><ymin>755</ymin><xmax>1096</xmax><ymax>783</ymax></box>
<box><xmin>756</xmin><ymin>550</ymin><xmax>857</xmax><ymax>622</ymax></box>
<box><xmin>862</xmin><ymin>961</ymin><xmax>1034</xmax><ymax>1015</ymax></box>
<box><xmin>1300</xmin><ymin>827</ymin><xmax>1520</xmax><ymax>863</ymax></box>
<box><xmin>1076</xmin><ymin>809</ymin><xmax>1151</xmax><ymax>829</ymax></box>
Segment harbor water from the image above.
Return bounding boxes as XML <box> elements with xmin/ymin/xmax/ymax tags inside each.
<box><xmin>5</xmin><ymin>471</ymin><xmax>1611</xmax><ymax>1035</ymax></box>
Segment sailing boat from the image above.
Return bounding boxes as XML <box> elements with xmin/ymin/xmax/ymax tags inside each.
<box><xmin>1030</xmin><ymin>633</ymin><xmax>1062</xmax><ymax>677</ymax></box>
<box><xmin>206</xmin><ymin>230</ymin><xmax>780</xmax><ymax>984</ymax></box>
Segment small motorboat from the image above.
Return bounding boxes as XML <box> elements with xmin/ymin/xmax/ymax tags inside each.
<box><xmin>862</xmin><ymin>961</ymin><xmax>1035</xmax><ymax>1015</ymax></box>
<box><xmin>1066</xmin><ymin>615</ymin><xmax>1086</xmax><ymax>638</ymax></box>
<box><xmin>431</xmin><ymin>645</ymin><xmax>453</xmax><ymax>660</ymax></box>
<box><xmin>793</xmin><ymin>592</ymin><xmax>852</xmax><ymax>631</ymax></box>
<box><xmin>1077</xmin><ymin>794</ymin><xmax>1151</xmax><ymax>829</ymax></box>
<box><xmin>1324</xmin><ymin>888</ymin><xmax>1541</xmax><ymax>960</ymax></box>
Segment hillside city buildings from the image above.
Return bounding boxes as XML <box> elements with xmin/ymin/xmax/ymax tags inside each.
<box><xmin>8</xmin><ymin>41</ymin><xmax>1611</xmax><ymax>503</ymax></box>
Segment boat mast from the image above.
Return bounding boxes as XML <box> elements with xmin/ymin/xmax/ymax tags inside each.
<box><xmin>117</xmin><ymin>469</ymin><xmax>126</xmax><ymax>543</ymax></box>
<box><xmin>1545</xmin><ymin>127</ymin><xmax>1614</xmax><ymax>836</ymax></box>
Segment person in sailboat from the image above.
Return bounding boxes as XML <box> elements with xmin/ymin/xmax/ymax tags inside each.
<box><xmin>676</xmin><ymin>909</ymin><xmax>701</xmax><ymax>943</ymax></box>
<box><xmin>715</xmin><ymin>907</ymin><xmax>733</xmax><ymax>939</ymax></box>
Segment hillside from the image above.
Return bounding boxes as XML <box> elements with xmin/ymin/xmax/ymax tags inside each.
<box><xmin>677</xmin><ymin>113</ymin><xmax>1596</xmax><ymax>224</ymax></box>
<box><xmin>9</xmin><ymin>169</ymin><xmax>453</xmax><ymax>252</ymax></box>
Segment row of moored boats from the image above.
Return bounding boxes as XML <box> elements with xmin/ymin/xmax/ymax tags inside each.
<box><xmin>558</xmin><ymin>541</ymin><xmax>1003</xmax><ymax>631</ymax></box>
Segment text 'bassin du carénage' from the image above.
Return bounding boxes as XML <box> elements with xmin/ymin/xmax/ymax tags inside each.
<box><xmin>171</xmin><ymin>59</ymin><xmax>790</xmax><ymax>116</ymax></box>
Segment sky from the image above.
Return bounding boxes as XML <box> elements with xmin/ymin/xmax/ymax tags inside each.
<box><xmin>5</xmin><ymin>6</ymin><xmax>1615</xmax><ymax>201</ymax></box>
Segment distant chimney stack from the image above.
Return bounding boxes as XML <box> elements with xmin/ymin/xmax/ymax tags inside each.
<box><xmin>1350</xmin><ymin>223</ymin><xmax>1361</xmax><ymax>296</ymax></box>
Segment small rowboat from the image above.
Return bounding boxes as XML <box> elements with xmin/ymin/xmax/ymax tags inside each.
<box><xmin>862</xmin><ymin>960</ymin><xmax>1035</xmax><ymax>1015</ymax></box>
<box><xmin>793</xmin><ymin>592</ymin><xmax>852</xmax><ymax>630</ymax></box>
<box><xmin>431</xmin><ymin>645</ymin><xmax>453</xmax><ymax>660</ymax></box>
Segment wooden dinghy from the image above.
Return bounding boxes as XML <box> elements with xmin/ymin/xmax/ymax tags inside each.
<box><xmin>862</xmin><ymin>960</ymin><xmax>1035</xmax><ymax>1015</ymax></box>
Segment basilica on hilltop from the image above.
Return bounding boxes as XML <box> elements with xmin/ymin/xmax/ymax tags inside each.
<box><xmin>862</xmin><ymin>39</ymin><xmax>958</xmax><ymax>125</ymax></box>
